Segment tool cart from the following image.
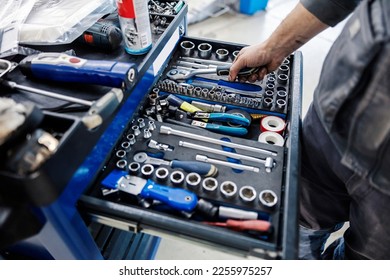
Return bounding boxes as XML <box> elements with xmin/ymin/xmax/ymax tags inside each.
<box><xmin>0</xmin><ymin>1</ymin><xmax>301</xmax><ymax>260</ymax></box>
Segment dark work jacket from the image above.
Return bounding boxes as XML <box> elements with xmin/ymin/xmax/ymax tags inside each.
<box><xmin>302</xmin><ymin>0</ymin><xmax>390</xmax><ymax>191</ymax></box>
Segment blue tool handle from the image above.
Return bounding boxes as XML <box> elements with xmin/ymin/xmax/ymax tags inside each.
<box><xmin>19</xmin><ymin>53</ymin><xmax>137</xmax><ymax>88</ymax></box>
<box><xmin>140</xmin><ymin>180</ymin><xmax>198</xmax><ymax>212</ymax></box>
<box><xmin>205</xmin><ymin>123</ymin><xmax>248</xmax><ymax>136</ymax></box>
<box><xmin>171</xmin><ymin>160</ymin><xmax>213</xmax><ymax>175</ymax></box>
<box><xmin>209</xmin><ymin>113</ymin><xmax>250</xmax><ymax>127</ymax></box>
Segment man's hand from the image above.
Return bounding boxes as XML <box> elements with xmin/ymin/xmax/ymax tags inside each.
<box><xmin>228</xmin><ymin>3</ymin><xmax>328</xmax><ymax>83</ymax></box>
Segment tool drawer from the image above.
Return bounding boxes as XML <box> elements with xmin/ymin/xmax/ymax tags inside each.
<box><xmin>80</xmin><ymin>36</ymin><xmax>302</xmax><ymax>259</ymax></box>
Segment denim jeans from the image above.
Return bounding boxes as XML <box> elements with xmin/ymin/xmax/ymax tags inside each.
<box><xmin>299</xmin><ymin>105</ymin><xmax>390</xmax><ymax>259</ymax></box>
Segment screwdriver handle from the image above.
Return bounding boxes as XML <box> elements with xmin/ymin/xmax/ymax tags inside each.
<box><xmin>225</xmin><ymin>219</ymin><xmax>271</xmax><ymax>232</ymax></box>
<box><xmin>170</xmin><ymin>160</ymin><xmax>217</xmax><ymax>177</ymax></box>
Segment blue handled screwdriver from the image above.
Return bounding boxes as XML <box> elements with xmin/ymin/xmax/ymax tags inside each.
<box><xmin>19</xmin><ymin>52</ymin><xmax>137</xmax><ymax>89</ymax></box>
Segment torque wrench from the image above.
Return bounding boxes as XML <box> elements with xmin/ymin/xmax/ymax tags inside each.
<box><xmin>196</xmin><ymin>155</ymin><xmax>260</xmax><ymax>173</ymax></box>
<box><xmin>160</xmin><ymin>125</ymin><xmax>277</xmax><ymax>156</ymax></box>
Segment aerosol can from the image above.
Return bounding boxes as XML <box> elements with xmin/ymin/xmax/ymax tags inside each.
<box><xmin>116</xmin><ymin>0</ymin><xmax>152</xmax><ymax>55</ymax></box>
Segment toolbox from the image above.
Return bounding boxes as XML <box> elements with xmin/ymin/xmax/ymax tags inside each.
<box><xmin>0</xmin><ymin>1</ymin><xmax>301</xmax><ymax>259</ymax></box>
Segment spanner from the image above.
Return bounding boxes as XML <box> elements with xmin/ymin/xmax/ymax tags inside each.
<box><xmin>133</xmin><ymin>152</ymin><xmax>218</xmax><ymax>177</ymax></box>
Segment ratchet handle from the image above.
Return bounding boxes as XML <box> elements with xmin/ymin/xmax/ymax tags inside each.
<box><xmin>171</xmin><ymin>160</ymin><xmax>216</xmax><ymax>176</ymax></box>
<box><xmin>140</xmin><ymin>180</ymin><xmax>198</xmax><ymax>212</ymax></box>
<box><xmin>215</xmin><ymin>65</ymin><xmax>259</xmax><ymax>77</ymax></box>
<box><xmin>19</xmin><ymin>53</ymin><xmax>137</xmax><ymax>89</ymax></box>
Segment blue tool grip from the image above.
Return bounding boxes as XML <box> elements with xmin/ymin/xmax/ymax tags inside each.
<box><xmin>209</xmin><ymin>113</ymin><xmax>250</xmax><ymax>126</ymax></box>
<box><xmin>19</xmin><ymin>53</ymin><xmax>137</xmax><ymax>88</ymax></box>
<box><xmin>140</xmin><ymin>180</ymin><xmax>198</xmax><ymax>212</ymax></box>
<box><xmin>171</xmin><ymin>160</ymin><xmax>213</xmax><ymax>175</ymax></box>
<box><xmin>205</xmin><ymin>123</ymin><xmax>248</xmax><ymax>136</ymax></box>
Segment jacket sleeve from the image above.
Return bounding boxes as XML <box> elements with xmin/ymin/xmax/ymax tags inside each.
<box><xmin>300</xmin><ymin>0</ymin><xmax>360</xmax><ymax>26</ymax></box>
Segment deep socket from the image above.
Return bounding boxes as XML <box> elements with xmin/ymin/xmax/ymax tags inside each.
<box><xmin>148</xmin><ymin>120</ymin><xmax>156</xmax><ymax>131</ymax></box>
<box><xmin>278</xmin><ymin>64</ymin><xmax>290</xmax><ymax>75</ymax></box>
<box><xmin>276</xmin><ymin>99</ymin><xmax>286</xmax><ymax>109</ymax></box>
<box><xmin>220</xmin><ymin>181</ymin><xmax>238</xmax><ymax>198</ymax></box>
<box><xmin>137</xmin><ymin>118</ymin><xmax>145</xmax><ymax>128</ymax></box>
<box><xmin>277</xmin><ymin>90</ymin><xmax>287</xmax><ymax>99</ymax></box>
<box><xmin>132</xmin><ymin>125</ymin><xmax>141</xmax><ymax>136</ymax></box>
<box><xmin>202</xmin><ymin>177</ymin><xmax>218</xmax><ymax>192</ymax></box>
<box><xmin>143</xmin><ymin>128</ymin><xmax>152</xmax><ymax>139</ymax></box>
<box><xmin>263</xmin><ymin>97</ymin><xmax>273</xmax><ymax>108</ymax></box>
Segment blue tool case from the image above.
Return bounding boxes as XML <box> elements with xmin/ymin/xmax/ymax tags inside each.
<box><xmin>0</xmin><ymin>1</ymin><xmax>301</xmax><ymax>260</ymax></box>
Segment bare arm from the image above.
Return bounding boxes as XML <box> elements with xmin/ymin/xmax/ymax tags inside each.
<box><xmin>229</xmin><ymin>3</ymin><xmax>328</xmax><ymax>82</ymax></box>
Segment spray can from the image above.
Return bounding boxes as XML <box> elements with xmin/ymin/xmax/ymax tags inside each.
<box><xmin>116</xmin><ymin>0</ymin><xmax>152</xmax><ymax>55</ymax></box>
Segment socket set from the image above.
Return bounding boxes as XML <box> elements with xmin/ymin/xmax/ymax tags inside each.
<box><xmin>156</xmin><ymin>37</ymin><xmax>292</xmax><ymax>116</ymax></box>
<box><xmin>88</xmin><ymin>35</ymin><xmax>302</xmax><ymax>258</ymax></box>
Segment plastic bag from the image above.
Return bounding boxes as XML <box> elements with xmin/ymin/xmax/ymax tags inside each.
<box><xmin>19</xmin><ymin>0</ymin><xmax>115</xmax><ymax>45</ymax></box>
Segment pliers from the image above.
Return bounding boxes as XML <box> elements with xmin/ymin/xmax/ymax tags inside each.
<box><xmin>191</xmin><ymin>112</ymin><xmax>250</xmax><ymax>136</ymax></box>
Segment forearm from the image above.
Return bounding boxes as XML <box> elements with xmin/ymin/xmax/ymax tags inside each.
<box><xmin>263</xmin><ymin>2</ymin><xmax>328</xmax><ymax>60</ymax></box>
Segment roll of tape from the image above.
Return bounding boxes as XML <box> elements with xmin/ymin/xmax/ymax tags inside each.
<box><xmin>260</xmin><ymin>116</ymin><xmax>286</xmax><ymax>134</ymax></box>
<box><xmin>258</xmin><ymin>131</ymin><xmax>285</xmax><ymax>146</ymax></box>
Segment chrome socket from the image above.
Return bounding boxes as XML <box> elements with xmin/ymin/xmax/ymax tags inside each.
<box><xmin>186</xmin><ymin>172</ymin><xmax>201</xmax><ymax>188</ymax></box>
<box><xmin>155</xmin><ymin>167</ymin><xmax>169</xmax><ymax>181</ymax></box>
<box><xmin>232</xmin><ymin>50</ymin><xmax>240</xmax><ymax>59</ymax></box>
<box><xmin>202</xmin><ymin>177</ymin><xmax>218</xmax><ymax>192</ymax></box>
<box><xmin>141</xmin><ymin>164</ymin><xmax>154</xmax><ymax>178</ymax></box>
<box><xmin>116</xmin><ymin>149</ymin><xmax>127</xmax><ymax>158</ymax></box>
<box><xmin>278</xmin><ymin>64</ymin><xmax>290</xmax><ymax>75</ymax></box>
<box><xmin>198</xmin><ymin>43</ymin><xmax>212</xmax><ymax>59</ymax></box>
<box><xmin>265</xmin><ymin>90</ymin><xmax>274</xmax><ymax>97</ymax></box>
<box><xmin>128</xmin><ymin>162</ymin><xmax>141</xmax><ymax>175</ymax></box>
<box><xmin>277</xmin><ymin>90</ymin><xmax>287</xmax><ymax>99</ymax></box>
<box><xmin>126</xmin><ymin>134</ymin><xmax>136</xmax><ymax>145</ymax></box>
<box><xmin>276</xmin><ymin>99</ymin><xmax>286</xmax><ymax>109</ymax></box>
<box><xmin>116</xmin><ymin>159</ymin><xmax>127</xmax><ymax>169</ymax></box>
<box><xmin>263</xmin><ymin>97</ymin><xmax>273</xmax><ymax>108</ymax></box>
<box><xmin>259</xmin><ymin>189</ymin><xmax>278</xmax><ymax>208</ymax></box>
<box><xmin>121</xmin><ymin>141</ymin><xmax>131</xmax><ymax>152</ymax></box>
<box><xmin>132</xmin><ymin>125</ymin><xmax>141</xmax><ymax>136</ymax></box>
<box><xmin>180</xmin><ymin>40</ymin><xmax>195</xmax><ymax>57</ymax></box>
<box><xmin>148</xmin><ymin>120</ymin><xmax>156</xmax><ymax>131</ymax></box>
<box><xmin>216</xmin><ymin>48</ymin><xmax>229</xmax><ymax>61</ymax></box>
<box><xmin>137</xmin><ymin>118</ymin><xmax>145</xmax><ymax>128</ymax></box>
<box><xmin>266</xmin><ymin>83</ymin><xmax>275</xmax><ymax>90</ymax></box>
<box><xmin>170</xmin><ymin>170</ymin><xmax>185</xmax><ymax>185</ymax></box>
<box><xmin>143</xmin><ymin>128</ymin><xmax>152</xmax><ymax>139</ymax></box>
<box><xmin>277</xmin><ymin>74</ymin><xmax>289</xmax><ymax>85</ymax></box>
<box><xmin>220</xmin><ymin>181</ymin><xmax>237</xmax><ymax>198</ymax></box>
<box><xmin>239</xmin><ymin>186</ymin><xmax>257</xmax><ymax>203</ymax></box>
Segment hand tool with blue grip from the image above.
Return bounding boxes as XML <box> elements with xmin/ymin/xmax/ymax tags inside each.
<box><xmin>19</xmin><ymin>52</ymin><xmax>137</xmax><ymax>89</ymax></box>
<box><xmin>101</xmin><ymin>170</ymin><xmax>198</xmax><ymax>212</ymax></box>
<box><xmin>191</xmin><ymin>120</ymin><xmax>248</xmax><ymax>136</ymax></box>
<box><xmin>192</xmin><ymin>112</ymin><xmax>250</xmax><ymax>127</ymax></box>
<box><xmin>133</xmin><ymin>152</ymin><xmax>218</xmax><ymax>177</ymax></box>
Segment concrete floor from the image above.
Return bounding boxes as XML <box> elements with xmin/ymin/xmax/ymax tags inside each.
<box><xmin>154</xmin><ymin>0</ymin><xmax>346</xmax><ymax>260</ymax></box>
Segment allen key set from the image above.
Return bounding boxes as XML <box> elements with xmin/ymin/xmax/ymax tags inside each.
<box><xmin>93</xmin><ymin>36</ymin><xmax>302</xmax><ymax>257</ymax></box>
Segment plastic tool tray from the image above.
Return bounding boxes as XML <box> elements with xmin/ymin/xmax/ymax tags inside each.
<box><xmin>87</xmin><ymin>36</ymin><xmax>301</xmax><ymax>258</ymax></box>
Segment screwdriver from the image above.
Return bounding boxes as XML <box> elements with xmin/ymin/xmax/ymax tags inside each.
<box><xmin>203</xmin><ymin>219</ymin><xmax>272</xmax><ymax>233</ymax></box>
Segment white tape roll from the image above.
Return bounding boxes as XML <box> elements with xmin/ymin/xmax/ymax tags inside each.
<box><xmin>260</xmin><ymin>116</ymin><xmax>286</xmax><ymax>134</ymax></box>
<box><xmin>258</xmin><ymin>131</ymin><xmax>285</xmax><ymax>146</ymax></box>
